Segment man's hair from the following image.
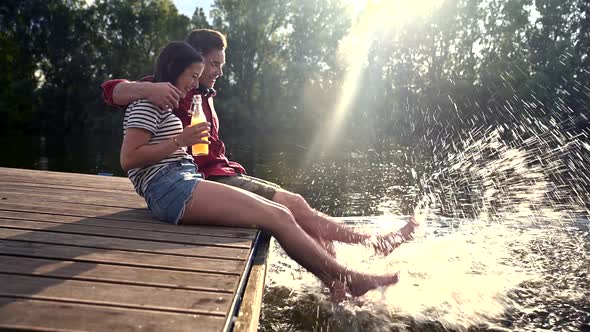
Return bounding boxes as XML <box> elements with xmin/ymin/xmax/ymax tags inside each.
<box><xmin>154</xmin><ymin>41</ymin><xmax>204</xmax><ymax>84</ymax></box>
<box><xmin>185</xmin><ymin>29</ymin><xmax>227</xmax><ymax>55</ymax></box>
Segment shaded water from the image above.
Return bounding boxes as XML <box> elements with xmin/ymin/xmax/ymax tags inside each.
<box><xmin>1</xmin><ymin>122</ymin><xmax>588</xmax><ymax>331</ymax></box>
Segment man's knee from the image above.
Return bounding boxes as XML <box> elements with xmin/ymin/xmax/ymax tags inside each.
<box><xmin>273</xmin><ymin>190</ymin><xmax>313</xmax><ymax>215</ymax></box>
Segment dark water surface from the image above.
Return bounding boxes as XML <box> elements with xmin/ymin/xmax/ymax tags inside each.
<box><xmin>1</xmin><ymin>132</ymin><xmax>589</xmax><ymax>332</ymax></box>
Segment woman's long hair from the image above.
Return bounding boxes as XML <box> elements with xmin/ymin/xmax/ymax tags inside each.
<box><xmin>153</xmin><ymin>41</ymin><xmax>204</xmax><ymax>84</ymax></box>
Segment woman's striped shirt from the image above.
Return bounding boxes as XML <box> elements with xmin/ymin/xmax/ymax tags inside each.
<box><xmin>123</xmin><ymin>99</ymin><xmax>193</xmax><ymax>196</ymax></box>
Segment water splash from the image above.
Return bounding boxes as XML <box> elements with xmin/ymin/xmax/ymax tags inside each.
<box><xmin>260</xmin><ymin>118</ymin><xmax>590</xmax><ymax>331</ymax></box>
<box><xmin>405</xmin><ymin>120</ymin><xmax>590</xmax><ymax>330</ymax></box>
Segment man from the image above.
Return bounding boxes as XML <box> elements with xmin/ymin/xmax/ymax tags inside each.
<box><xmin>102</xmin><ymin>29</ymin><xmax>416</xmax><ymax>256</ymax></box>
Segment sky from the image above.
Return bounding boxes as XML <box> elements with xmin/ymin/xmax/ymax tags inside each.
<box><xmin>172</xmin><ymin>0</ymin><xmax>214</xmax><ymax>18</ymax></box>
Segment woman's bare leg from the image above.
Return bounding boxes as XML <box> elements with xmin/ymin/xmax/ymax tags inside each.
<box><xmin>180</xmin><ymin>180</ymin><xmax>399</xmax><ymax>296</ymax></box>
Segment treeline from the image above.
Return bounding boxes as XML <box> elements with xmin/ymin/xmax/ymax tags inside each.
<box><xmin>1</xmin><ymin>0</ymin><xmax>589</xmax><ymax>145</ymax></box>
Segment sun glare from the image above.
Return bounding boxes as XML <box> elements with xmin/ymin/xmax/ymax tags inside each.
<box><xmin>304</xmin><ymin>0</ymin><xmax>444</xmax><ymax>160</ymax></box>
<box><xmin>346</xmin><ymin>0</ymin><xmax>443</xmax><ymax>23</ymax></box>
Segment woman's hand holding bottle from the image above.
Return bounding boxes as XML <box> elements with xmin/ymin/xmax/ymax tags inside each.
<box><xmin>176</xmin><ymin>122</ymin><xmax>210</xmax><ymax>147</ymax></box>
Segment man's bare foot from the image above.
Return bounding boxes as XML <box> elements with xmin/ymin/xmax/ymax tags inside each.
<box><xmin>370</xmin><ymin>217</ymin><xmax>418</xmax><ymax>255</ymax></box>
<box><xmin>327</xmin><ymin>279</ymin><xmax>348</xmax><ymax>303</ymax></box>
<box><xmin>399</xmin><ymin>216</ymin><xmax>418</xmax><ymax>239</ymax></box>
<box><xmin>346</xmin><ymin>271</ymin><xmax>400</xmax><ymax>297</ymax></box>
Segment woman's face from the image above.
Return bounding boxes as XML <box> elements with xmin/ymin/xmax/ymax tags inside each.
<box><xmin>176</xmin><ymin>62</ymin><xmax>205</xmax><ymax>98</ymax></box>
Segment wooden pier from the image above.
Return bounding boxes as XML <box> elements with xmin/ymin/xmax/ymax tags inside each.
<box><xmin>0</xmin><ymin>167</ymin><xmax>270</xmax><ymax>332</ymax></box>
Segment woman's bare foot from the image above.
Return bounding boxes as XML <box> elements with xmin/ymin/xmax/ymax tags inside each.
<box><xmin>325</xmin><ymin>270</ymin><xmax>399</xmax><ymax>300</ymax></box>
<box><xmin>370</xmin><ymin>217</ymin><xmax>418</xmax><ymax>255</ymax></box>
<box><xmin>346</xmin><ymin>271</ymin><xmax>400</xmax><ymax>297</ymax></box>
<box><xmin>319</xmin><ymin>238</ymin><xmax>336</xmax><ymax>257</ymax></box>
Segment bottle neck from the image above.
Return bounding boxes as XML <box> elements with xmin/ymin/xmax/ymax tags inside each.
<box><xmin>191</xmin><ymin>95</ymin><xmax>205</xmax><ymax>119</ymax></box>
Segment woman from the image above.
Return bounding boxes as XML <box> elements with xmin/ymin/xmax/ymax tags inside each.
<box><xmin>120</xmin><ymin>41</ymin><xmax>399</xmax><ymax>297</ymax></box>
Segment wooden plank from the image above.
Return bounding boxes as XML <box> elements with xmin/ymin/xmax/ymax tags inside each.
<box><xmin>0</xmin><ymin>200</ymin><xmax>162</xmax><ymax>222</ymax></box>
<box><xmin>0</xmin><ymin>210</ymin><xmax>257</xmax><ymax>239</ymax></box>
<box><xmin>0</xmin><ymin>182</ymin><xmax>141</xmax><ymax>198</ymax></box>
<box><xmin>0</xmin><ymin>173</ymin><xmax>135</xmax><ymax>191</ymax></box>
<box><xmin>0</xmin><ymin>255</ymin><xmax>239</xmax><ymax>293</ymax></box>
<box><xmin>0</xmin><ymin>199</ymin><xmax>149</xmax><ymax>220</ymax></box>
<box><xmin>0</xmin><ymin>179</ymin><xmax>138</xmax><ymax>191</ymax></box>
<box><xmin>0</xmin><ymin>202</ymin><xmax>257</xmax><ymax>239</ymax></box>
<box><xmin>0</xmin><ymin>167</ymin><xmax>130</xmax><ymax>181</ymax></box>
<box><xmin>0</xmin><ymin>218</ymin><xmax>253</xmax><ymax>248</ymax></box>
<box><xmin>0</xmin><ymin>240</ymin><xmax>244</xmax><ymax>274</ymax></box>
<box><xmin>0</xmin><ymin>178</ymin><xmax>137</xmax><ymax>191</ymax></box>
<box><xmin>0</xmin><ymin>228</ymin><xmax>249</xmax><ymax>260</ymax></box>
<box><xmin>0</xmin><ymin>297</ymin><xmax>225</xmax><ymax>332</ymax></box>
<box><xmin>0</xmin><ymin>167</ymin><xmax>133</xmax><ymax>185</ymax></box>
<box><xmin>0</xmin><ymin>273</ymin><xmax>232</xmax><ymax>315</ymax></box>
<box><xmin>234</xmin><ymin>234</ymin><xmax>272</xmax><ymax>332</ymax></box>
<box><xmin>0</xmin><ymin>189</ymin><xmax>146</xmax><ymax>209</ymax></box>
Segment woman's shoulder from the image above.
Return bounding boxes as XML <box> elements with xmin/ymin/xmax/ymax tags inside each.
<box><xmin>127</xmin><ymin>99</ymin><xmax>165</xmax><ymax>114</ymax></box>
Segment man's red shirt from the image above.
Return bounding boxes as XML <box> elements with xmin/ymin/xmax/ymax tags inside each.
<box><xmin>101</xmin><ymin>78</ymin><xmax>246</xmax><ymax>178</ymax></box>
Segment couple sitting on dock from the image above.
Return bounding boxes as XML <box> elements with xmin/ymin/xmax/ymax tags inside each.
<box><xmin>102</xmin><ymin>29</ymin><xmax>417</xmax><ymax>298</ymax></box>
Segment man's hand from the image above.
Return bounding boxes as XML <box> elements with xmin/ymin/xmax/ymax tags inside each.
<box><xmin>141</xmin><ymin>82</ymin><xmax>182</xmax><ymax>110</ymax></box>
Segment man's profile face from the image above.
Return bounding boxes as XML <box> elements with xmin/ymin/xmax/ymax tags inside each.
<box><xmin>199</xmin><ymin>49</ymin><xmax>225</xmax><ymax>88</ymax></box>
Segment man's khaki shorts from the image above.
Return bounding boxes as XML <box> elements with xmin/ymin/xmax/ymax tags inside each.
<box><xmin>208</xmin><ymin>174</ymin><xmax>281</xmax><ymax>201</ymax></box>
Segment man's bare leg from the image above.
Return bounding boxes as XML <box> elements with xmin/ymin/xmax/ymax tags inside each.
<box><xmin>273</xmin><ymin>191</ymin><xmax>372</xmax><ymax>243</ymax></box>
<box><xmin>273</xmin><ymin>190</ymin><xmax>417</xmax><ymax>252</ymax></box>
<box><xmin>368</xmin><ymin>216</ymin><xmax>418</xmax><ymax>255</ymax></box>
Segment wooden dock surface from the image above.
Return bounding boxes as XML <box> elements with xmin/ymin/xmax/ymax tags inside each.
<box><xmin>0</xmin><ymin>167</ymin><xmax>267</xmax><ymax>331</ymax></box>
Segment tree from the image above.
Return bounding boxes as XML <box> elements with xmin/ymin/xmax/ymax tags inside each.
<box><xmin>191</xmin><ymin>7</ymin><xmax>211</xmax><ymax>28</ymax></box>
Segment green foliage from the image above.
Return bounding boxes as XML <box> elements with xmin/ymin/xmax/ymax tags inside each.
<box><xmin>191</xmin><ymin>7</ymin><xmax>211</xmax><ymax>29</ymax></box>
<box><xmin>0</xmin><ymin>27</ymin><xmax>37</xmax><ymax>131</ymax></box>
<box><xmin>207</xmin><ymin>0</ymin><xmax>350</xmax><ymax>140</ymax></box>
<box><xmin>0</xmin><ymin>0</ymin><xmax>191</xmax><ymax>133</ymax></box>
<box><xmin>0</xmin><ymin>0</ymin><xmax>588</xmax><ymax>142</ymax></box>
<box><xmin>346</xmin><ymin>0</ymin><xmax>589</xmax><ymax>144</ymax></box>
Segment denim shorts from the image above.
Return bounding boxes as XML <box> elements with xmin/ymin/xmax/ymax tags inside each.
<box><xmin>144</xmin><ymin>159</ymin><xmax>203</xmax><ymax>225</ymax></box>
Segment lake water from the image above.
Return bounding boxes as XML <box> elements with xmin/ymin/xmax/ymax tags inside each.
<box><xmin>1</xmin><ymin>129</ymin><xmax>588</xmax><ymax>331</ymax></box>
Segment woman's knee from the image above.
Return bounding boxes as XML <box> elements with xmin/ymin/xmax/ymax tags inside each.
<box><xmin>264</xmin><ymin>204</ymin><xmax>297</xmax><ymax>234</ymax></box>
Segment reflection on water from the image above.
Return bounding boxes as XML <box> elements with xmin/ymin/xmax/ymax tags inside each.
<box><xmin>0</xmin><ymin>134</ymin><xmax>124</xmax><ymax>176</ymax></box>
<box><xmin>1</xmin><ymin>127</ymin><xmax>589</xmax><ymax>331</ymax></box>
